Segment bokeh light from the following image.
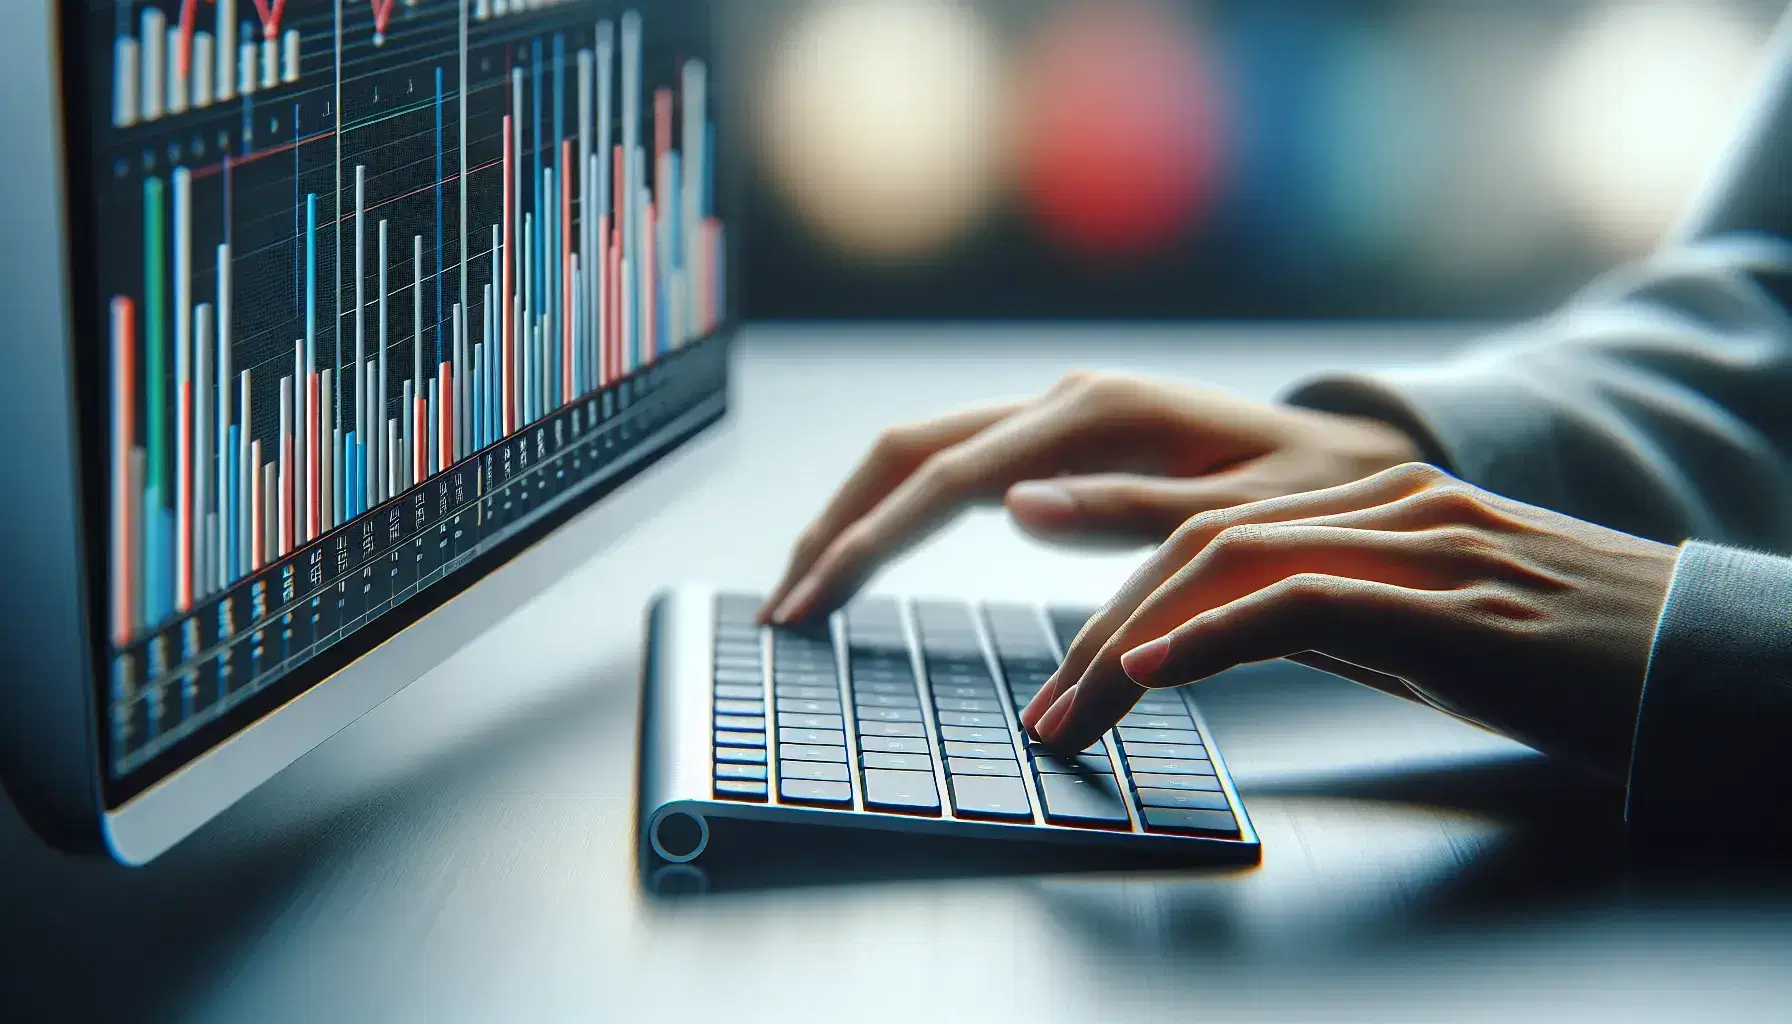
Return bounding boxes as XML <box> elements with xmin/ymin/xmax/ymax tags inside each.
<box><xmin>1014</xmin><ymin>1</ymin><xmax>1223</xmax><ymax>260</ymax></box>
<box><xmin>1535</xmin><ymin>3</ymin><xmax>1762</xmax><ymax>253</ymax></box>
<box><xmin>757</xmin><ymin>0</ymin><xmax>1005</xmax><ymax>262</ymax></box>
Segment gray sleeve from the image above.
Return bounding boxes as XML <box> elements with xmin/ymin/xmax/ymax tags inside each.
<box><xmin>1627</xmin><ymin>541</ymin><xmax>1792</xmax><ymax>848</ymax></box>
<box><xmin>1286</xmin><ymin>235</ymin><xmax>1792</xmax><ymax>548</ymax></box>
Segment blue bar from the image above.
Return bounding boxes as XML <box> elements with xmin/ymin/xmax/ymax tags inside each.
<box><xmin>143</xmin><ymin>485</ymin><xmax>161</xmax><ymax>623</ymax></box>
<box><xmin>553</xmin><ymin>32</ymin><xmax>566</xmax><ymax>403</ymax></box>
<box><xmin>158</xmin><ymin>506</ymin><xmax>174</xmax><ymax>621</ymax></box>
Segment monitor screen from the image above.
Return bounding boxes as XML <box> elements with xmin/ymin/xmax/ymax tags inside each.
<box><xmin>76</xmin><ymin>1</ymin><xmax>730</xmax><ymax>807</ymax></box>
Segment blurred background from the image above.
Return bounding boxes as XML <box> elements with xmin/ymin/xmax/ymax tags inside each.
<box><xmin>727</xmin><ymin>0</ymin><xmax>1786</xmax><ymax>322</ymax></box>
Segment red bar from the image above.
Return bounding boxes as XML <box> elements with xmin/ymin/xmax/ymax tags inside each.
<box><xmin>308</xmin><ymin>371</ymin><xmax>320</xmax><ymax>541</ymax></box>
<box><xmin>562</xmin><ymin>139</ymin><xmax>574</xmax><ymax>404</ymax></box>
<box><xmin>501</xmin><ymin>113</ymin><xmax>514</xmax><ymax>436</ymax></box>
<box><xmin>439</xmin><ymin>362</ymin><xmax>453</xmax><ymax>471</ymax></box>
<box><xmin>415</xmin><ymin>395</ymin><xmax>426</xmax><ymax>482</ymax></box>
<box><xmin>111</xmin><ymin>296</ymin><xmax>136</xmax><ymax>645</ymax></box>
<box><xmin>596</xmin><ymin>214</ymin><xmax>609</xmax><ymax>386</ymax></box>
<box><xmin>249</xmin><ymin>440</ymin><xmax>263</xmax><ymax>572</ymax></box>
<box><xmin>643</xmin><ymin>202</ymin><xmax>656</xmax><ymax>366</ymax></box>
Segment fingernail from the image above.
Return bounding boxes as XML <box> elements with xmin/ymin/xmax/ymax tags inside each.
<box><xmin>771</xmin><ymin>575</ymin><xmax>822</xmax><ymax>624</ymax></box>
<box><xmin>1008</xmin><ymin>481</ymin><xmax>1077</xmax><ymax>518</ymax></box>
<box><xmin>1121</xmin><ymin>636</ymin><xmax>1172</xmax><ymax>684</ymax></box>
<box><xmin>1020</xmin><ymin>675</ymin><xmax>1060</xmax><ymax>729</ymax></box>
<box><xmin>1034</xmin><ymin>683</ymin><xmax>1079</xmax><ymax>742</ymax></box>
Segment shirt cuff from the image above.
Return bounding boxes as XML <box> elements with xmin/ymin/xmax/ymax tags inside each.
<box><xmin>1625</xmin><ymin>540</ymin><xmax>1792</xmax><ymax>848</ymax></box>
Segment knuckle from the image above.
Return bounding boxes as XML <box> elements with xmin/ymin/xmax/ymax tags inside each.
<box><xmin>1392</xmin><ymin>460</ymin><xmax>1448</xmax><ymax>484</ymax></box>
<box><xmin>871</xmin><ymin>424</ymin><xmax>920</xmax><ymax>462</ymax></box>
<box><xmin>916</xmin><ymin>450</ymin><xmax>968</xmax><ymax>490</ymax></box>
<box><xmin>1420</xmin><ymin>482</ymin><xmax>1491</xmax><ymax>521</ymax></box>
<box><xmin>1427</xmin><ymin>524</ymin><xmax>1494</xmax><ymax>558</ymax></box>
<box><xmin>1273</xmin><ymin>572</ymin><xmax>1338</xmax><ymax>611</ymax></box>
<box><xmin>1050</xmin><ymin>369</ymin><xmax>1099</xmax><ymax>394</ymax></box>
<box><xmin>1207</xmin><ymin>522</ymin><xmax>1275</xmax><ymax>561</ymax></box>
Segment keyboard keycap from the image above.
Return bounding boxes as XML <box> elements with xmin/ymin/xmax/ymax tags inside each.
<box><xmin>856</xmin><ymin>720</ymin><xmax>925</xmax><ymax>738</ymax></box>
<box><xmin>713</xmin><ymin>683</ymin><xmax>764</xmax><ymax>701</ymax></box>
<box><xmin>781</xmin><ymin>760</ymin><xmax>850</xmax><ymax>782</ymax></box>
<box><xmin>855</xmin><ymin>706</ymin><xmax>923</xmax><ymax>723</ymax></box>
<box><xmin>852</xmin><ymin>680</ymin><xmax>919</xmax><ymax>696</ymax></box>
<box><xmin>715</xmin><ymin>762</ymin><xmax>768</xmax><ymax>781</ymax></box>
<box><xmin>938</xmin><ymin>726</ymin><xmax>1009</xmax><ymax>744</ymax></box>
<box><xmin>1031</xmin><ymin>753</ymin><xmax>1113</xmax><ymax>775</ymax></box>
<box><xmin>780</xmin><ymin>744</ymin><xmax>848</xmax><ymax>763</ymax></box>
<box><xmin>1141</xmin><ymin>806</ymin><xmax>1239</xmax><ymax>836</ymax></box>
<box><xmin>774</xmin><ymin>684</ymin><xmax>839</xmax><ymax>701</ymax></box>
<box><xmin>1039</xmin><ymin>773</ymin><xmax>1130</xmax><ymax>827</ymax></box>
<box><xmin>714</xmin><ymin>729</ymin><xmax>765</xmax><ymax>748</ymax></box>
<box><xmin>948</xmin><ymin>775</ymin><xmax>1033</xmax><ymax>820</ymax></box>
<box><xmin>1136</xmin><ymin>787</ymin><xmax>1229</xmax><ymax>811</ymax></box>
<box><xmin>858</xmin><ymin>735</ymin><xmax>930</xmax><ymax>755</ymax></box>
<box><xmin>715</xmin><ymin>746</ymin><xmax>767</xmax><ymax>765</ymax></box>
<box><xmin>863</xmin><ymin>769</ymin><xmax>941</xmax><ymax>814</ymax></box>
<box><xmin>1025</xmin><ymin>740</ymin><xmax>1107</xmax><ymax>757</ymax></box>
<box><xmin>1126</xmin><ymin>757</ymin><xmax>1215</xmax><ymax>776</ymax></box>
<box><xmin>861</xmin><ymin>751</ymin><xmax>933</xmax><ymax>772</ymax></box>
<box><xmin>931</xmin><ymin>684</ymin><xmax>996</xmax><ymax>700</ymax></box>
<box><xmin>778</xmin><ymin>698</ymin><xmax>843</xmax><ymax>715</ymax></box>
<box><xmin>1130</xmin><ymin>772</ymin><xmax>1223</xmax><ymax>792</ymax></box>
<box><xmin>779</xmin><ymin>727</ymin><xmax>846</xmax><ymax>746</ymax></box>
<box><xmin>943</xmin><ymin>740</ymin><xmax>1015</xmax><ymax>760</ymax></box>
<box><xmin>780</xmin><ymin>713</ymin><xmax>845</xmax><ymax>731</ymax></box>
<box><xmin>947</xmin><ymin>757</ymin><xmax>1021</xmax><ymax>777</ymax></box>
<box><xmin>780</xmin><ymin>779</ymin><xmax>853</xmax><ymax>806</ymax></box>
<box><xmin>932</xmin><ymin>698</ymin><xmax>1002</xmax><ymax>714</ymax></box>
<box><xmin>712</xmin><ymin>668</ymin><xmax>764</xmax><ymax>685</ymax></box>
<box><xmin>715</xmin><ymin>779</ymin><xmax>768</xmax><ymax>799</ymax></box>
<box><xmin>715</xmin><ymin>699</ymin><xmax>766</xmax><ymax>716</ymax></box>
<box><xmin>1118</xmin><ymin>727</ymin><xmax>1202</xmax><ymax>744</ymax></box>
<box><xmin>1121</xmin><ymin>742</ymin><xmax>1206</xmax><ymax>760</ymax></box>
<box><xmin>1121</xmin><ymin>714</ymin><xmax>1192</xmax><ymax>730</ymax></box>
<box><xmin>854</xmin><ymin>692</ymin><xmax>920</xmax><ymax>708</ymax></box>
<box><xmin>936</xmin><ymin>712</ymin><xmax>1006</xmax><ymax>729</ymax></box>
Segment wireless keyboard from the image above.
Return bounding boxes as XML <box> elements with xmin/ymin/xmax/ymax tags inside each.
<box><xmin>637</xmin><ymin>587</ymin><xmax>1259</xmax><ymax>885</ymax></box>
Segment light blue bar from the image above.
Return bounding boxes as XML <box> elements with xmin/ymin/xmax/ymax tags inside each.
<box><xmin>335</xmin><ymin>429</ymin><xmax>346</xmax><ymax>527</ymax></box>
<box><xmin>143</xmin><ymin>485</ymin><xmax>161</xmax><ymax>622</ymax></box>
<box><xmin>546</xmin><ymin>165</ymin><xmax>558</xmax><ymax>407</ymax></box>
<box><xmin>158</xmin><ymin>506</ymin><xmax>173</xmax><ymax>619</ymax></box>
<box><xmin>532</xmin><ymin>37</ymin><xmax>544</xmax><ymax>325</ymax></box>
<box><xmin>225</xmin><ymin>426</ymin><xmax>240</xmax><ymax>583</ymax></box>
<box><xmin>704</xmin><ymin>121</ymin><xmax>717</xmax><ymax>218</ymax></box>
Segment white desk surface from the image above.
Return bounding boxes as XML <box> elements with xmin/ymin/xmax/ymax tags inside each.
<box><xmin>5</xmin><ymin>325</ymin><xmax>1791</xmax><ymax>1022</ymax></box>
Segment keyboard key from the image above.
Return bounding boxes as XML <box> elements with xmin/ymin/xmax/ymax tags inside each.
<box><xmin>854</xmin><ymin>692</ymin><xmax>920</xmax><ymax>708</ymax></box>
<box><xmin>717</xmin><ymin>715</ymin><xmax>766</xmax><ymax>732</ymax></box>
<box><xmin>864</xmin><ymin>769</ymin><xmax>940</xmax><ymax>814</ymax></box>
<box><xmin>860</xmin><ymin>751</ymin><xmax>933</xmax><ymax>772</ymax></box>
<box><xmin>1121</xmin><ymin>714</ymin><xmax>1192</xmax><ymax>730</ymax></box>
<box><xmin>1130</xmin><ymin>772</ymin><xmax>1223</xmax><ymax>792</ymax></box>
<box><xmin>1118</xmin><ymin>727</ymin><xmax>1202</xmax><ymax>744</ymax></box>
<box><xmin>778</xmin><ymin>698</ymin><xmax>842</xmax><ymax>715</ymax></box>
<box><xmin>780</xmin><ymin>727</ymin><xmax>846</xmax><ymax>746</ymax></box>
<box><xmin>714</xmin><ymin>729</ymin><xmax>765</xmax><ymax>748</ymax></box>
<box><xmin>943</xmin><ymin>740</ymin><xmax>1016</xmax><ymax>760</ymax></box>
<box><xmin>858</xmin><ymin>735</ymin><xmax>930</xmax><ymax>754</ymax></box>
<box><xmin>1121</xmin><ymin>741</ymin><xmax>1206</xmax><ymax>760</ymax></box>
<box><xmin>936</xmin><ymin>712</ymin><xmax>1006</xmax><ymax>729</ymax></box>
<box><xmin>715</xmin><ymin>746</ymin><xmax>767</xmax><ymax>765</ymax></box>
<box><xmin>1141</xmin><ymin>806</ymin><xmax>1239</xmax><ymax>836</ymax></box>
<box><xmin>856</xmin><ymin>720</ymin><xmax>926</xmax><ymax>738</ymax></box>
<box><xmin>938</xmin><ymin>726</ymin><xmax>1009</xmax><ymax>744</ymax></box>
<box><xmin>855</xmin><ymin>706</ymin><xmax>923</xmax><ymax>723</ymax></box>
<box><xmin>715</xmin><ymin>762</ymin><xmax>768</xmax><ymax>781</ymax></box>
<box><xmin>773</xmin><ymin>671</ymin><xmax>836</xmax><ymax>686</ymax></box>
<box><xmin>1039</xmin><ymin>773</ymin><xmax>1130</xmax><ymax>827</ymax></box>
<box><xmin>948</xmin><ymin>775</ymin><xmax>1033</xmax><ymax>820</ymax></box>
<box><xmin>1126</xmin><ymin>757</ymin><xmax>1215</xmax><ymax>776</ymax></box>
<box><xmin>1031</xmin><ymin>753</ymin><xmax>1114</xmax><ymax>775</ymax></box>
<box><xmin>931</xmin><ymin>684</ymin><xmax>996</xmax><ymax>700</ymax></box>
<box><xmin>715</xmin><ymin>699</ymin><xmax>766</xmax><ymax>716</ymax></box>
<box><xmin>715</xmin><ymin>779</ymin><xmax>768</xmax><ymax>800</ymax></box>
<box><xmin>1135</xmin><ymin>787</ymin><xmax>1229</xmax><ymax>811</ymax></box>
<box><xmin>1025</xmin><ymin>739</ymin><xmax>1107</xmax><ymax>757</ymax></box>
<box><xmin>780</xmin><ymin>779</ymin><xmax>854</xmax><ymax>806</ymax></box>
<box><xmin>852</xmin><ymin>680</ymin><xmax>918</xmax><ymax>696</ymax></box>
<box><xmin>780</xmin><ymin>744</ymin><xmax>848</xmax><ymax>764</ymax></box>
<box><xmin>713</xmin><ymin>667</ymin><xmax>763</xmax><ymax>684</ymax></box>
<box><xmin>774</xmin><ymin>684</ymin><xmax>839</xmax><ymax>701</ymax></box>
<box><xmin>948</xmin><ymin>757</ymin><xmax>1021</xmax><ymax>777</ymax></box>
<box><xmin>932</xmin><ymin>697</ymin><xmax>1002</xmax><ymax>714</ymax></box>
<box><xmin>780</xmin><ymin>760</ymin><xmax>850</xmax><ymax>782</ymax></box>
<box><xmin>780</xmin><ymin>713</ymin><xmax>845</xmax><ymax>731</ymax></box>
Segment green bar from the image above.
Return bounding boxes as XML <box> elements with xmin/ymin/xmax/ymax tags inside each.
<box><xmin>144</xmin><ymin>176</ymin><xmax>166</xmax><ymax>504</ymax></box>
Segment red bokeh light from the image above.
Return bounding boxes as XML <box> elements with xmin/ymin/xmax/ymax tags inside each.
<box><xmin>1016</xmin><ymin>2</ymin><xmax>1223</xmax><ymax>259</ymax></box>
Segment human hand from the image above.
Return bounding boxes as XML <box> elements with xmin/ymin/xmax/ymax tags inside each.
<box><xmin>1021</xmin><ymin>463</ymin><xmax>1679</xmax><ymax>782</ymax></box>
<box><xmin>758</xmin><ymin>371</ymin><xmax>1420</xmax><ymax>624</ymax></box>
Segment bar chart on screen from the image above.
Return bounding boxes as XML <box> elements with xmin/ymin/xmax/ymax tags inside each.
<box><xmin>91</xmin><ymin>0</ymin><xmax>727</xmax><ymax>785</ymax></box>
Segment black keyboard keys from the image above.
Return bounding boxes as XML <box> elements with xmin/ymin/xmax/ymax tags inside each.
<box><xmin>712</xmin><ymin>597</ymin><xmax>768</xmax><ymax>801</ymax></box>
<box><xmin>1039</xmin><ymin>772</ymin><xmax>1130</xmax><ymax>827</ymax></box>
<box><xmin>863</xmin><ymin>769</ymin><xmax>940</xmax><ymax>813</ymax></box>
<box><xmin>780</xmin><ymin>779</ymin><xmax>854</xmax><ymax>806</ymax></box>
<box><xmin>916</xmin><ymin>601</ymin><xmax>1032</xmax><ymax>822</ymax></box>
<box><xmin>1109</xmin><ymin>687</ymin><xmax>1240</xmax><ymax>836</ymax></box>
<box><xmin>948</xmin><ymin>775</ymin><xmax>1033</xmax><ymax>821</ymax></box>
<box><xmin>845</xmin><ymin>599</ymin><xmax>940</xmax><ymax>816</ymax></box>
<box><xmin>773</xmin><ymin>620</ymin><xmax>854</xmax><ymax>808</ymax></box>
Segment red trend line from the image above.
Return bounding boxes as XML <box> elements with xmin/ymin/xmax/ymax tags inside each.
<box><xmin>176</xmin><ymin>0</ymin><xmax>213</xmax><ymax>80</ymax></box>
<box><xmin>370</xmin><ymin>0</ymin><xmax>398</xmax><ymax>39</ymax></box>
<box><xmin>251</xmin><ymin>0</ymin><xmax>290</xmax><ymax>40</ymax></box>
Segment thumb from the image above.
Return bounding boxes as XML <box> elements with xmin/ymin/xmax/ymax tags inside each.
<box><xmin>1005</xmin><ymin>472</ymin><xmax>1260</xmax><ymax>543</ymax></box>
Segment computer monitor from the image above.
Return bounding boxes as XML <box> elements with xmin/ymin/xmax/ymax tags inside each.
<box><xmin>0</xmin><ymin>0</ymin><xmax>735</xmax><ymax>864</ymax></box>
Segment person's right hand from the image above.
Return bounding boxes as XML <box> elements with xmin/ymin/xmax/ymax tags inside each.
<box><xmin>759</xmin><ymin>370</ymin><xmax>1422</xmax><ymax>624</ymax></box>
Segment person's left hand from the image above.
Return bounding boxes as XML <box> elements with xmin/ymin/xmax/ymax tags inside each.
<box><xmin>1020</xmin><ymin>463</ymin><xmax>1680</xmax><ymax>781</ymax></box>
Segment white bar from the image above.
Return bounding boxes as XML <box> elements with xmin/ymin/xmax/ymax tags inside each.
<box><xmin>216</xmin><ymin>0</ymin><xmax>236</xmax><ymax>101</ymax></box>
<box><xmin>279</xmin><ymin>377</ymin><xmax>292</xmax><ymax>557</ymax></box>
<box><xmin>194</xmin><ymin>305</ymin><xmax>213</xmax><ymax>599</ymax></box>
<box><xmin>401</xmin><ymin>379</ymin><xmax>415</xmax><ymax>491</ymax></box>
<box><xmin>377</xmin><ymin>218</ymin><xmax>389</xmax><ymax>505</ymax></box>
<box><xmin>166</xmin><ymin>27</ymin><xmax>188</xmax><ymax>115</ymax></box>
<box><xmin>193</xmin><ymin>32</ymin><xmax>214</xmax><ymax>109</ymax></box>
<box><xmin>364</xmin><ymin>360</ymin><xmax>378</xmax><ymax>508</ymax></box>
<box><xmin>141</xmin><ymin>8</ymin><xmax>166</xmax><ymax>121</ymax></box>
<box><xmin>114</xmin><ymin>38</ymin><xmax>139</xmax><ymax>127</ymax></box>
<box><xmin>215</xmin><ymin>246</ymin><xmax>231</xmax><ymax>589</ymax></box>
<box><xmin>621</xmin><ymin>13</ymin><xmax>639</xmax><ymax>280</ymax></box>
<box><xmin>386</xmin><ymin>418</ymin><xmax>399</xmax><ymax>501</ymax></box>
<box><xmin>239</xmin><ymin>371</ymin><xmax>252</xmax><ymax>573</ymax></box>
<box><xmin>282</xmin><ymin>29</ymin><xmax>299</xmax><ymax>83</ymax></box>
<box><xmin>238</xmin><ymin>40</ymin><xmax>256</xmax><ymax>96</ymax></box>
<box><xmin>494</xmin><ymin>0</ymin><xmax>508</xmax><ymax>17</ymax></box>
<box><xmin>354</xmin><ymin>165</ymin><xmax>367</xmax><ymax>507</ymax></box>
<box><xmin>475</xmin><ymin>0</ymin><xmax>492</xmax><ymax>21</ymax></box>
<box><xmin>260</xmin><ymin>36</ymin><xmax>277</xmax><ymax>91</ymax></box>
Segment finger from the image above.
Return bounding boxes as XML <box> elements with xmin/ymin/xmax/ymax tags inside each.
<box><xmin>758</xmin><ymin>401</ymin><xmax>1023</xmax><ymax>623</ymax></box>
<box><xmin>1042</xmin><ymin>576</ymin><xmax>1447</xmax><ymax>750</ymax></box>
<box><xmin>1005</xmin><ymin>470</ymin><xmax>1268</xmax><ymax>544</ymax></box>
<box><xmin>1021</xmin><ymin>461</ymin><xmax>1449</xmax><ymax>730</ymax></box>
<box><xmin>1033</xmin><ymin>523</ymin><xmax>1456</xmax><ymax>745</ymax></box>
<box><xmin>771</xmin><ymin>394</ymin><xmax>1104</xmax><ymax>623</ymax></box>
